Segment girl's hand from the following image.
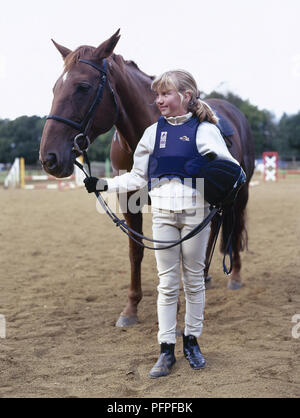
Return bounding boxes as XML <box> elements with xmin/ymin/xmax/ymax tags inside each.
<box><xmin>84</xmin><ymin>177</ymin><xmax>108</xmax><ymax>193</ymax></box>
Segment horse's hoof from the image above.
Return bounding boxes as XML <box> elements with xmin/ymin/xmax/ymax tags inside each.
<box><xmin>115</xmin><ymin>315</ymin><xmax>138</xmax><ymax>327</ymax></box>
<box><xmin>227</xmin><ymin>279</ymin><xmax>243</xmax><ymax>290</ymax></box>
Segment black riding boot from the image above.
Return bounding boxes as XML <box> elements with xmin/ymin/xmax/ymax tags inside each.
<box><xmin>183</xmin><ymin>334</ymin><xmax>206</xmax><ymax>369</ymax></box>
<box><xmin>149</xmin><ymin>343</ymin><xmax>176</xmax><ymax>379</ymax></box>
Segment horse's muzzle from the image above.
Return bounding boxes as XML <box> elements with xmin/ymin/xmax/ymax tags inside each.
<box><xmin>42</xmin><ymin>153</ymin><xmax>57</xmax><ymax>171</ymax></box>
<box><xmin>41</xmin><ymin>151</ymin><xmax>74</xmax><ymax>178</ymax></box>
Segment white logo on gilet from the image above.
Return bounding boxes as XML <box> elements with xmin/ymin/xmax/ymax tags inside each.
<box><xmin>160</xmin><ymin>132</ymin><xmax>167</xmax><ymax>148</ymax></box>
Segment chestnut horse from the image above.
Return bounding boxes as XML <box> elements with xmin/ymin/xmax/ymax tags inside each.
<box><xmin>40</xmin><ymin>30</ymin><xmax>255</xmax><ymax>327</ymax></box>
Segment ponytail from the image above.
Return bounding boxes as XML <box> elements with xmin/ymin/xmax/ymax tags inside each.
<box><xmin>189</xmin><ymin>98</ymin><xmax>219</xmax><ymax>125</ymax></box>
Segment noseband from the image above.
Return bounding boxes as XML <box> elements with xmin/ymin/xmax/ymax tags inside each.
<box><xmin>46</xmin><ymin>58</ymin><xmax>118</xmax><ymax>153</ymax></box>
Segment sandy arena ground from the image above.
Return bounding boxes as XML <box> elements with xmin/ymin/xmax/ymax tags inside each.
<box><xmin>0</xmin><ymin>176</ymin><xmax>299</xmax><ymax>398</ymax></box>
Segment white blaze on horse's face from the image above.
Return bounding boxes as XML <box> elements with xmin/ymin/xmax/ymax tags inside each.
<box><xmin>62</xmin><ymin>71</ymin><xmax>69</xmax><ymax>83</ymax></box>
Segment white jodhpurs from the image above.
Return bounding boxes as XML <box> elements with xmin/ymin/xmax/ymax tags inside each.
<box><xmin>152</xmin><ymin>207</ymin><xmax>211</xmax><ymax>345</ymax></box>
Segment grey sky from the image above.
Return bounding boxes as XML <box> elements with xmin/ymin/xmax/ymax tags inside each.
<box><xmin>0</xmin><ymin>0</ymin><xmax>299</xmax><ymax>120</ymax></box>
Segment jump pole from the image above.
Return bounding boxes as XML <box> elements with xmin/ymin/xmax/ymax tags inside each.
<box><xmin>20</xmin><ymin>157</ymin><xmax>25</xmax><ymax>189</ymax></box>
<box><xmin>22</xmin><ymin>156</ymin><xmax>84</xmax><ymax>190</ymax></box>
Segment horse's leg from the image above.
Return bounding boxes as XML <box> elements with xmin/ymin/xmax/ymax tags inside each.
<box><xmin>110</xmin><ymin>133</ymin><xmax>144</xmax><ymax>326</ymax></box>
<box><xmin>115</xmin><ymin>209</ymin><xmax>144</xmax><ymax>327</ymax></box>
<box><xmin>227</xmin><ymin>184</ymin><xmax>249</xmax><ymax>290</ymax></box>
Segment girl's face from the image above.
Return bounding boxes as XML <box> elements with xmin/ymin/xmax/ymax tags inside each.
<box><xmin>155</xmin><ymin>88</ymin><xmax>189</xmax><ymax>118</ymax></box>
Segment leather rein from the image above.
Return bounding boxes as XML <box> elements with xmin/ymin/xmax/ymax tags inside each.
<box><xmin>46</xmin><ymin>58</ymin><xmax>231</xmax><ymax>273</ymax></box>
<box><xmin>76</xmin><ymin>150</ymin><xmax>222</xmax><ymax>251</ymax></box>
<box><xmin>77</xmin><ymin>151</ymin><xmax>232</xmax><ymax>274</ymax></box>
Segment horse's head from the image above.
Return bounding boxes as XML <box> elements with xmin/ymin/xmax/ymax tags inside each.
<box><xmin>40</xmin><ymin>30</ymin><xmax>121</xmax><ymax>177</ymax></box>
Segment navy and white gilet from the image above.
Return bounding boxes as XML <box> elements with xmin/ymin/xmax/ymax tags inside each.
<box><xmin>147</xmin><ymin>116</ymin><xmax>210</xmax><ymax>191</ymax></box>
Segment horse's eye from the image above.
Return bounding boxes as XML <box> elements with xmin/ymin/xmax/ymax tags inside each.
<box><xmin>76</xmin><ymin>83</ymin><xmax>91</xmax><ymax>93</ymax></box>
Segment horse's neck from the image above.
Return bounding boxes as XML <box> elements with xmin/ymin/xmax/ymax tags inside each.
<box><xmin>112</xmin><ymin>58</ymin><xmax>159</xmax><ymax>151</ymax></box>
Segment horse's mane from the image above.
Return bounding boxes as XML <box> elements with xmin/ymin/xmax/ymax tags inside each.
<box><xmin>64</xmin><ymin>47</ymin><xmax>156</xmax><ymax>81</ymax></box>
<box><xmin>126</xmin><ymin>59</ymin><xmax>138</xmax><ymax>68</ymax></box>
<box><xmin>126</xmin><ymin>59</ymin><xmax>155</xmax><ymax>81</ymax></box>
<box><xmin>112</xmin><ymin>55</ymin><xmax>155</xmax><ymax>80</ymax></box>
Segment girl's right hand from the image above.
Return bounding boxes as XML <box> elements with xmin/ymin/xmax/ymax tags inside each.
<box><xmin>84</xmin><ymin>177</ymin><xmax>108</xmax><ymax>193</ymax></box>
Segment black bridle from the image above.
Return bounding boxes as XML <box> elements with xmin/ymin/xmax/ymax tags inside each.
<box><xmin>46</xmin><ymin>58</ymin><xmax>119</xmax><ymax>153</ymax></box>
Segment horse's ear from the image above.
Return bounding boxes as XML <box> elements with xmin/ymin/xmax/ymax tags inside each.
<box><xmin>93</xmin><ymin>29</ymin><xmax>121</xmax><ymax>59</ymax></box>
<box><xmin>51</xmin><ymin>39</ymin><xmax>72</xmax><ymax>59</ymax></box>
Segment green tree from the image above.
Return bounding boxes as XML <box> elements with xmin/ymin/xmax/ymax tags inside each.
<box><xmin>278</xmin><ymin>112</ymin><xmax>300</xmax><ymax>158</ymax></box>
<box><xmin>87</xmin><ymin>128</ymin><xmax>114</xmax><ymax>161</ymax></box>
<box><xmin>0</xmin><ymin>119</ymin><xmax>14</xmax><ymax>163</ymax></box>
<box><xmin>0</xmin><ymin>116</ymin><xmax>46</xmax><ymax>164</ymax></box>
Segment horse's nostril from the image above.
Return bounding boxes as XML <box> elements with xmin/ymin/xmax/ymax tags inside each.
<box><xmin>44</xmin><ymin>153</ymin><xmax>57</xmax><ymax>170</ymax></box>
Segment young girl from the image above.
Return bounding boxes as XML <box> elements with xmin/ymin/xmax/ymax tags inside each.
<box><xmin>84</xmin><ymin>69</ymin><xmax>239</xmax><ymax>378</ymax></box>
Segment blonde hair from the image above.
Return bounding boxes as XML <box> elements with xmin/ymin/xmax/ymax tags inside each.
<box><xmin>151</xmin><ymin>69</ymin><xmax>218</xmax><ymax>125</ymax></box>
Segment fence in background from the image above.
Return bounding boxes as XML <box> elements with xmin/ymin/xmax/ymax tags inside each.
<box><xmin>3</xmin><ymin>157</ymin><xmax>85</xmax><ymax>190</ymax></box>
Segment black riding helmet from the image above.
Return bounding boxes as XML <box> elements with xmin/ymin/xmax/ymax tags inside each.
<box><xmin>184</xmin><ymin>157</ymin><xmax>246</xmax><ymax>207</ymax></box>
